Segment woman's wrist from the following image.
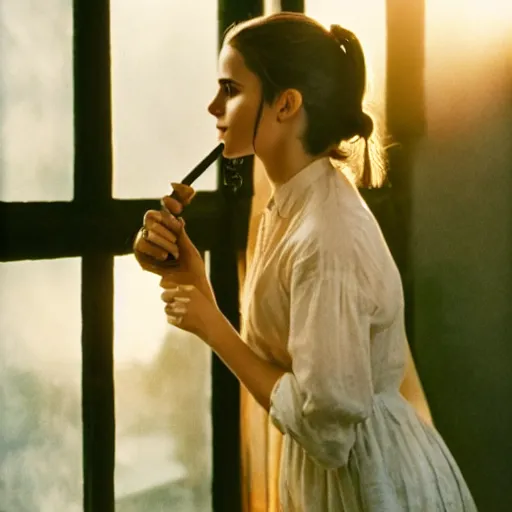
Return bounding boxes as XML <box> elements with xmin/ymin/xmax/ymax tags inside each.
<box><xmin>197</xmin><ymin>275</ymin><xmax>217</xmax><ymax>306</ymax></box>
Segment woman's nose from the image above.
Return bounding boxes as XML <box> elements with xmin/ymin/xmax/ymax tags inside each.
<box><xmin>208</xmin><ymin>93</ymin><xmax>224</xmax><ymax>117</ymax></box>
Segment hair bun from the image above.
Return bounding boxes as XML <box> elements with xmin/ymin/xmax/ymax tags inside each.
<box><xmin>329</xmin><ymin>24</ymin><xmax>357</xmax><ymax>51</ymax></box>
<box><xmin>358</xmin><ymin>112</ymin><xmax>374</xmax><ymax>139</ymax></box>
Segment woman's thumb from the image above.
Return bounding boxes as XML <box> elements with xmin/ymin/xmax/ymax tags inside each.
<box><xmin>177</xmin><ymin>217</ymin><xmax>193</xmax><ymax>248</ymax></box>
<box><xmin>171</xmin><ymin>182</ymin><xmax>196</xmax><ymax>206</ymax></box>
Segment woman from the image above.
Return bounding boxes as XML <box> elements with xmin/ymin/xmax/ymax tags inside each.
<box><xmin>134</xmin><ymin>12</ymin><xmax>477</xmax><ymax>511</ymax></box>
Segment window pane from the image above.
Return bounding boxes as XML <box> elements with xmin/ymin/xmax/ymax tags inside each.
<box><xmin>0</xmin><ymin>259</ymin><xmax>82</xmax><ymax>511</ymax></box>
<box><xmin>0</xmin><ymin>1</ymin><xmax>74</xmax><ymax>202</ymax></box>
<box><xmin>305</xmin><ymin>0</ymin><xmax>387</xmax><ymax>116</ymax></box>
<box><xmin>111</xmin><ymin>1</ymin><xmax>219</xmax><ymax>199</ymax></box>
<box><xmin>114</xmin><ymin>255</ymin><xmax>212</xmax><ymax>511</ymax></box>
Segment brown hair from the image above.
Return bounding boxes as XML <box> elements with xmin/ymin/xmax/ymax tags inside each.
<box><xmin>223</xmin><ymin>12</ymin><xmax>386</xmax><ymax>188</ymax></box>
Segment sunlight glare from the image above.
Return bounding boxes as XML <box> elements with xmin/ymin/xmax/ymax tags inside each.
<box><xmin>305</xmin><ymin>0</ymin><xmax>387</xmax><ymax>114</ymax></box>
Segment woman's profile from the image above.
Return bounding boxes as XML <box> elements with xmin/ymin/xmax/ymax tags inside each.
<box><xmin>134</xmin><ymin>12</ymin><xmax>477</xmax><ymax>511</ymax></box>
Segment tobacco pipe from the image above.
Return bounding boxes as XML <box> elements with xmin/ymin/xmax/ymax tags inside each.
<box><xmin>159</xmin><ymin>142</ymin><xmax>244</xmax><ymax>267</ymax></box>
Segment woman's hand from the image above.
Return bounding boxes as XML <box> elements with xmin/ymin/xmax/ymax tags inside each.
<box><xmin>134</xmin><ymin>183</ymin><xmax>213</xmax><ymax>297</ymax></box>
<box><xmin>161</xmin><ymin>280</ymin><xmax>286</xmax><ymax>415</ymax></box>
<box><xmin>161</xmin><ymin>281</ymin><xmax>226</xmax><ymax>342</ymax></box>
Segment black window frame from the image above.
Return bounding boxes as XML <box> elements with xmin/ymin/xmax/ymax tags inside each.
<box><xmin>0</xmin><ymin>1</ymin><xmax>263</xmax><ymax>511</ymax></box>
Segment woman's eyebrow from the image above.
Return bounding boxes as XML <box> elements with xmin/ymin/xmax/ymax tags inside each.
<box><xmin>218</xmin><ymin>78</ymin><xmax>243</xmax><ymax>88</ymax></box>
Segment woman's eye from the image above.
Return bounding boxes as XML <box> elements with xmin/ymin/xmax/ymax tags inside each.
<box><xmin>221</xmin><ymin>83</ymin><xmax>235</xmax><ymax>97</ymax></box>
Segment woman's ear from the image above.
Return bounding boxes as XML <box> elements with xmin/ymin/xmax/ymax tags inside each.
<box><xmin>276</xmin><ymin>88</ymin><xmax>303</xmax><ymax>122</ymax></box>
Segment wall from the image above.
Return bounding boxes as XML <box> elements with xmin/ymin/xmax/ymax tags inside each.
<box><xmin>411</xmin><ymin>5</ymin><xmax>512</xmax><ymax>508</ymax></box>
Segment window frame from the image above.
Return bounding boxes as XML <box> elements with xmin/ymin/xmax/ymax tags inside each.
<box><xmin>0</xmin><ymin>1</ymin><xmax>262</xmax><ymax>510</ymax></box>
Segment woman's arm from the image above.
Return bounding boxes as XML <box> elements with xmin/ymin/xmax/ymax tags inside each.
<box><xmin>160</xmin><ymin>273</ymin><xmax>372</xmax><ymax>469</ymax></box>
<box><xmin>206</xmin><ymin>316</ymin><xmax>286</xmax><ymax>413</ymax></box>
<box><xmin>207</xmin><ymin>313</ymin><xmax>435</xmax><ymax>427</ymax></box>
<box><xmin>160</xmin><ymin>281</ymin><xmax>285</xmax><ymax>411</ymax></box>
<box><xmin>399</xmin><ymin>341</ymin><xmax>434</xmax><ymax>425</ymax></box>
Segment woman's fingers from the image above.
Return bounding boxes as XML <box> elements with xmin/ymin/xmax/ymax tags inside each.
<box><xmin>138</xmin><ymin>210</ymin><xmax>182</xmax><ymax>259</ymax></box>
<box><xmin>165</xmin><ymin>306</ymin><xmax>187</xmax><ymax>322</ymax></box>
<box><xmin>161</xmin><ymin>285</ymin><xmax>194</xmax><ymax>302</ymax></box>
<box><xmin>143</xmin><ymin>221</ymin><xmax>178</xmax><ymax>257</ymax></box>
<box><xmin>149</xmin><ymin>221</ymin><xmax>177</xmax><ymax>244</ymax></box>
<box><xmin>145</xmin><ymin>231</ymin><xmax>179</xmax><ymax>260</ymax></box>
<box><xmin>136</xmin><ymin>236</ymin><xmax>170</xmax><ymax>261</ymax></box>
<box><xmin>161</xmin><ymin>195</ymin><xmax>184</xmax><ymax>216</ymax></box>
<box><xmin>161</xmin><ymin>183</ymin><xmax>196</xmax><ymax>215</ymax></box>
<box><xmin>135</xmin><ymin>199</ymin><xmax>190</xmax><ymax>269</ymax></box>
<box><xmin>144</xmin><ymin>209</ymin><xmax>181</xmax><ymax>234</ymax></box>
<box><xmin>161</xmin><ymin>284</ymin><xmax>194</xmax><ymax>326</ymax></box>
<box><xmin>166</xmin><ymin>314</ymin><xmax>182</xmax><ymax>326</ymax></box>
<box><xmin>172</xmin><ymin>183</ymin><xmax>196</xmax><ymax>205</ymax></box>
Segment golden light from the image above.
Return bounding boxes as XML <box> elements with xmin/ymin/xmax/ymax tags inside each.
<box><xmin>305</xmin><ymin>0</ymin><xmax>387</xmax><ymax>117</ymax></box>
<box><xmin>302</xmin><ymin>0</ymin><xmax>511</xmax><ymax>137</ymax></box>
<box><xmin>428</xmin><ymin>0</ymin><xmax>512</xmax><ymax>42</ymax></box>
<box><xmin>425</xmin><ymin>0</ymin><xmax>512</xmax><ymax>135</ymax></box>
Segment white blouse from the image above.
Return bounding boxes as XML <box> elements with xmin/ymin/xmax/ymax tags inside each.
<box><xmin>241</xmin><ymin>157</ymin><xmax>477</xmax><ymax>511</ymax></box>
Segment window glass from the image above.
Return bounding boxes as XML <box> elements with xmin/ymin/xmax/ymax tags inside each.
<box><xmin>111</xmin><ymin>1</ymin><xmax>219</xmax><ymax>199</ymax></box>
<box><xmin>0</xmin><ymin>259</ymin><xmax>82</xmax><ymax>511</ymax></box>
<box><xmin>0</xmin><ymin>1</ymin><xmax>73</xmax><ymax>201</ymax></box>
<box><xmin>114</xmin><ymin>254</ymin><xmax>212</xmax><ymax>511</ymax></box>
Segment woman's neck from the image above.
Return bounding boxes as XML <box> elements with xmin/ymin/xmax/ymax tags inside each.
<box><xmin>258</xmin><ymin>140</ymin><xmax>328</xmax><ymax>191</ymax></box>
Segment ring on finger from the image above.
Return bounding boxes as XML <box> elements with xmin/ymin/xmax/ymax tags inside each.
<box><xmin>141</xmin><ymin>227</ymin><xmax>149</xmax><ymax>240</ymax></box>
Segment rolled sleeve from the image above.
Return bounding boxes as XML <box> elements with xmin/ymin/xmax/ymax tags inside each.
<box><xmin>269</xmin><ymin>255</ymin><xmax>373</xmax><ymax>469</ymax></box>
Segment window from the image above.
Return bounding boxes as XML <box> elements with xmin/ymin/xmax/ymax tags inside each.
<box><xmin>0</xmin><ymin>259</ymin><xmax>82</xmax><ymax>511</ymax></box>
<box><xmin>110</xmin><ymin>0</ymin><xmax>219</xmax><ymax>198</ymax></box>
<box><xmin>0</xmin><ymin>1</ymin><xmax>74</xmax><ymax>202</ymax></box>
<box><xmin>114</xmin><ymin>255</ymin><xmax>212</xmax><ymax>510</ymax></box>
<box><xmin>0</xmin><ymin>1</ymin><xmax>253</xmax><ymax>511</ymax></box>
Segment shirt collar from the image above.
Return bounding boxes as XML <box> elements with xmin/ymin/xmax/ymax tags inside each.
<box><xmin>266</xmin><ymin>157</ymin><xmax>333</xmax><ymax>218</ymax></box>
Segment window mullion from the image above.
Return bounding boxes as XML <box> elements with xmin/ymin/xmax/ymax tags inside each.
<box><xmin>73</xmin><ymin>0</ymin><xmax>113</xmax><ymax>206</ymax></box>
<box><xmin>211</xmin><ymin>3</ymin><xmax>262</xmax><ymax>510</ymax></box>
<box><xmin>73</xmin><ymin>1</ymin><xmax>115</xmax><ymax>510</ymax></box>
<box><xmin>81</xmin><ymin>253</ymin><xmax>115</xmax><ymax>511</ymax></box>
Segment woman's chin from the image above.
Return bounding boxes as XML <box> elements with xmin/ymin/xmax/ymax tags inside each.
<box><xmin>222</xmin><ymin>144</ymin><xmax>254</xmax><ymax>160</ymax></box>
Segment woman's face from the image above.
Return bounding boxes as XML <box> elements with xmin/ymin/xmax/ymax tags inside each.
<box><xmin>208</xmin><ymin>44</ymin><xmax>272</xmax><ymax>159</ymax></box>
